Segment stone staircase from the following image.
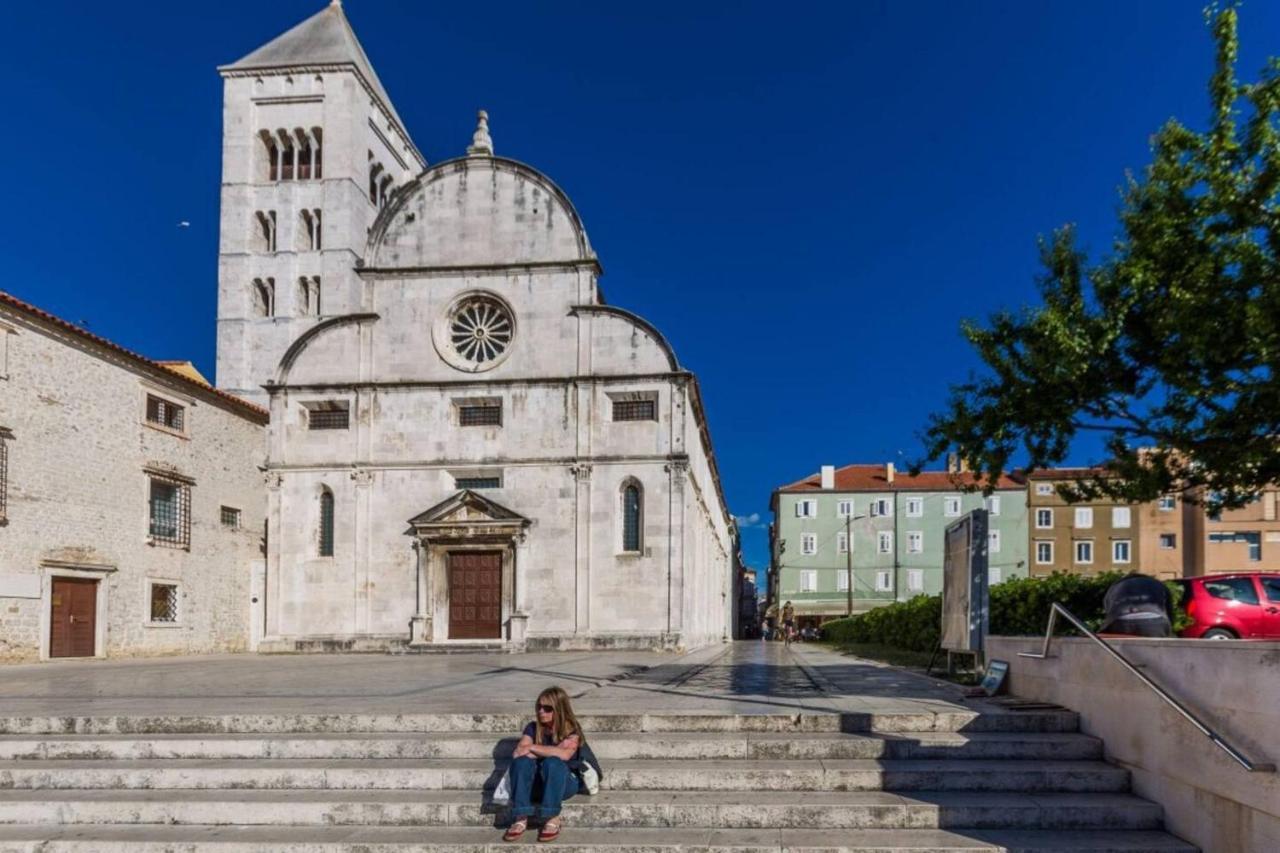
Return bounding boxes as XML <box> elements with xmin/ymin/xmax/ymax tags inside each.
<box><xmin>0</xmin><ymin>711</ymin><xmax>1196</xmax><ymax>851</ymax></box>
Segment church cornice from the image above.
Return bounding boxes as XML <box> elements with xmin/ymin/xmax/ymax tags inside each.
<box><xmin>262</xmin><ymin>370</ymin><xmax>693</xmax><ymax>394</ymax></box>
<box><xmin>356</xmin><ymin>259</ymin><xmax>603</xmax><ymax>278</ymax></box>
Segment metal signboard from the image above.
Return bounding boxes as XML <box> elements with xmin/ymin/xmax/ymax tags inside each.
<box><xmin>941</xmin><ymin>509</ymin><xmax>989</xmax><ymax>654</ymax></box>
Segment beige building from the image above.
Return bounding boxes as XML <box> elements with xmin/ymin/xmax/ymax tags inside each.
<box><xmin>1186</xmin><ymin>487</ymin><xmax>1280</xmax><ymax>574</ymax></box>
<box><xmin>1028</xmin><ymin>469</ymin><xmax>1280</xmax><ymax>579</ymax></box>
<box><xmin>0</xmin><ymin>292</ymin><xmax>267</xmax><ymax>663</ymax></box>
<box><xmin>1026</xmin><ymin>469</ymin><xmax>1186</xmax><ymax>580</ymax></box>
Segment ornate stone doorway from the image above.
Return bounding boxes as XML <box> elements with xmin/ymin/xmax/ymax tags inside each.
<box><xmin>406</xmin><ymin>491</ymin><xmax>530</xmax><ymax>647</ymax></box>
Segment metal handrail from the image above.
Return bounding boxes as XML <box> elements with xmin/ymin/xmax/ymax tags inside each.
<box><xmin>1018</xmin><ymin>602</ymin><xmax>1274</xmax><ymax>773</ymax></box>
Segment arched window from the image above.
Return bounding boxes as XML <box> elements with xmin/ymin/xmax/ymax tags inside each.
<box><xmin>252</xmin><ymin>278</ymin><xmax>275</xmax><ymax>318</ymax></box>
<box><xmin>621</xmin><ymin>481</ymin><xmax>643</xmax><ymax>553</ymax></box>
<box><xmin>318</xmin><ymin>488</ymin><xmax>335</xmax><ymax>557</ymax></box>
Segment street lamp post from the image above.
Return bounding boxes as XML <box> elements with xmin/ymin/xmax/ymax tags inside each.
<box><xmin>845</xmin><ymin>514</ymin><xmax>867</xmax><ymax>617</ymax></box>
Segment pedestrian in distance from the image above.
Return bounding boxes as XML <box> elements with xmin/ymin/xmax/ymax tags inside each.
<box><xmin>502</xmin><ymin>686</ymin><xmax>599</xmax><ymax>843</ymax></box>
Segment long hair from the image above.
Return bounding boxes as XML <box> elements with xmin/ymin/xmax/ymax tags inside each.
<box><xmin>534</xmin><ymin>685</ymin><xmax>585</xmax><ymax>745</ymax></box>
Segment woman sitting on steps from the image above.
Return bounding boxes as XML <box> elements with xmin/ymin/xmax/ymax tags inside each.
<box><xmin>503</xmin><ymin>686</ymin><xmax>586</xmax><ymax>843</ymax></box>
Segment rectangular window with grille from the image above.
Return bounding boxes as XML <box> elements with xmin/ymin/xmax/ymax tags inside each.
<box><xmin>308</xmin><ymin>406</ymin><xmax>349</xmax><ymax>430</ymax></box>
<box><xmin>456</xmin><ymin>476</ymin><xmax>501</xmax><ymax>489</ymax></box>
<box><xmin>459</xmin><ymin>404</ymin><xmax>502</xmax><ymax>427</ymax></box>
<box><xmin>220</xmin><ymin>506</ymin><xmax>241</xmax><ymax>529</ymax></box>
<box><xmin>613</xmin><ymin>399</ymin><xmax>656</xmax><ymax>422</ymax></box>
<box><xmin>145</xmin><ymin>395</ymin><xmax>185</xmax><ymax>432</ymax></box>
<box><xmin>149</xmin><ymin>583</ymin><xmax>178</xmax><ymax>623</ymax></box>
<box><xmin>148</xmin><ymin>476</ymin><xmax>191</xmax><ymax>548</ymax></box>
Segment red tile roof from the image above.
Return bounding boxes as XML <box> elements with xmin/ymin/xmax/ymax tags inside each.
<box><xmin>777</xmin><ymin>463</ymin><xmax>1023</xmax><ymax>493</ymax></box>
<box><xmin>0</xmin><ymin>290</ymin><xmax>268</xmax><ymax>423</ymax></box>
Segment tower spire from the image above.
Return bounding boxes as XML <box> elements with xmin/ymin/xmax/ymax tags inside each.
<box><xmin>467</xmin><ymin>110</ymin><xmax>494</xmax><ymax>157</ymax></box>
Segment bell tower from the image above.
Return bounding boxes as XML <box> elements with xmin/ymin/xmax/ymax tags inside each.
<box><xmin>215</xmin><ymin>0</ymin><xmax>423</xmax><ymax>405</ymax></box>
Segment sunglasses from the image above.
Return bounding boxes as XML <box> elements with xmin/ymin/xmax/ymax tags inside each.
<box><xmin>536</xmin><ymin>704</ymin><xmax>555</xmax><ymax>714</ymax></box>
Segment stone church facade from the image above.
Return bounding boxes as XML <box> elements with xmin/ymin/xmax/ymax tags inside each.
<box><xmin>220</xmin><ymin>3</ymin><xmax>735</xmax><ymax>651</ymax></box>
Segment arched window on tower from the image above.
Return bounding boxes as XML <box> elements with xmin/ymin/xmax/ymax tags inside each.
<box><xmin>368</xmin><ymin>160</ymin><xmax>385</xmax><ymax>205</ymax></box>
<box><xmin>254</xmin><ymin>210</ymin><xmax>277</xmax><ymax>253</ymax></box>
<box><xmin>251</xmin><ymin>278</ymin><xmax>275</xmax><ymax>318</ymax></box>
<box><xmin>260</xmin><ymin>131</ymin><xmax>279</xmax><ymax>182</ymax></box>
<box><xmin>296</xmin><ymin>276</ymin><xmax>320</xmax><ymax>317</ymax></box>
<box><xmin>621</xmin><ymin>480</ymin><xmax>643</xmax><ymax>553</ymax></box>
<box><xmin>278</xmin><ymin>130</ymin><xmax>296</xmax><ymax>180</ymax></box>
<box><xmin>318</xmin><ymin>487</ymin><xmax>335</xmax><ymax>557</ymax></box>
<box><xmin>311</xmin><ymin>127</ymin><xmax>323</xmax><ymax>179</ymax></box>
<box><xmin>294</xmin><ymin>128</ymin><xmax>312</xmax><ymax>180</ymax></box>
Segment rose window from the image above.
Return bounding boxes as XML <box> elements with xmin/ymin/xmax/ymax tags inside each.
<box><xmin>448</xmin><ymin>296</ymin><xmax>514</xmax><ymax>366</ymax></box>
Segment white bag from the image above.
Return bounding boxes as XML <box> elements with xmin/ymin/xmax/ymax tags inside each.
<box><xmin>492</xmin><ymin>767</ymin><xmax>512</xmax><ymax>804</ymax></box>
<box><xmin>578</xmin><ymin>762</ymin><xmax>600</xmax><ymax>795</ymax></box>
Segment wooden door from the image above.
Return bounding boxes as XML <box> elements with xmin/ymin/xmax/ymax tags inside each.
<box><xmin>50</xmin><ymin>577</ymin><xmax>97</xmax><ymax>658</ymax></box>
<box><xmin>448</xmin><ymin>551</ymin><xmax>502</xmax><ymax>640</ymax></box>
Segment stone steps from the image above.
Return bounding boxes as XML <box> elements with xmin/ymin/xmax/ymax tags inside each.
<box><xmin>0</xmin><ymin>758</ymin><xmax>1132</xmax><ymax>793</ymax></box>
<box><xmin>0</xmin><ymin>731</ymin><xmax>1104</xmax><ymax>761</ymax></box>
<box><xmin>0</xmin><ymin>712</ymin><xmax>1195</xmax><ymax>852</ymax></box>
<box><xmin>0</xmin><ymin>789</ymin><xmax>1165</xmax><ymax>831</ymax></box>
<box><xmin>0</xmin><ymin>711</ymin><xmax>1081</xmax><ymax>736</ymax></box>
<box><xmin>0</xmin><ymin>824</ymin><xmax>1200</xmax><ymax>852</ymax></box>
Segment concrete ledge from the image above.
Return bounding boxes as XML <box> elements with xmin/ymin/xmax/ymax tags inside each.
<box><xmin>989</xmin><ymin>635</ymin><xmax>1280</xmax><ymax>853</ymax></box>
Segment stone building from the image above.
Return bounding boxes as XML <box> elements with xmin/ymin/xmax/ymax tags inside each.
<box><xmin>221</xmin><ymin>3</ymin><xmax>735</xmax><ymax>651</ymax></box>
<box><xmin>0</xmin><ymin>293</ymin><xmax>267</xmax><ymax>663</ymax></box>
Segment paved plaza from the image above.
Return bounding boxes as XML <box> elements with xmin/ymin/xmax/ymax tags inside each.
<box><xmin>0</xmin><ymin>642</ymin><xmax>977</xmax><ymax>719</ymax></box>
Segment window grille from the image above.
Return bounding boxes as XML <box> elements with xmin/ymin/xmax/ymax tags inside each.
<box><xmin>613</xmin><ymin>399</ymin><xmax>656</xmax><ymax>422</ymax></box>
<box><xmin>319</xmin><ymin>490</ymin><xmax>335</xmax><ymax>556</ymax></box>
<box><xmin>459</xmin><ymin>404</ymin><xmax>502</xmax><ymax>427</ymax></box>
<box><xmin>0</xmin><ymin>433</ymin><xmax>7</xmax><ymax>522</ymax></box>
<box><xmin>220</xmin><ymin>506</ymin><xmax>241</xmax><ymax>529</ymax></box>
<box><xmin>148</xmin><ymin>476</ymin><xmax>191</xmax><ymax>548</ymax></box>
<box><xmin>622</xmin><ymin>484</ymin><xmax>642</xmax><ymax>551</ymax></box>
<box><xmin>456</xmin><ymin>476</ymin><xmax>501</xmax><ymax>490</ymax></box>
<box><xmin>308</xmin><ymin>407</ymin><xmax>349</xmax><ymax>430</ymax></box>
<box><xmin>145</xmin><ymin>395</ymin><xmax>185</xmax><ymax>431</ymax></box>
<box><xmin>150</xmin><ymin>583</ymin><xmax>178</xmax><ymax>623</ymax></box>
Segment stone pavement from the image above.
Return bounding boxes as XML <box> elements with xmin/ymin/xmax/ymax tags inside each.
<box><xmin>0</xmin><ymin>641</ymin><xmax>978</xmax><ymax>718</ymax></box>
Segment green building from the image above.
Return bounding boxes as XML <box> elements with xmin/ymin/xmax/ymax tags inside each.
<box><xmin>767</xmin><ymin>463</ymin><xmax>1028</xmax><ymax>625</ymax></box>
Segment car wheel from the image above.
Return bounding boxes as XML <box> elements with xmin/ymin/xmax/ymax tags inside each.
<box><xmin>1202</xmin><ymin>628</ymin><xmax>1237</xmax><ymax>640</ymax></box>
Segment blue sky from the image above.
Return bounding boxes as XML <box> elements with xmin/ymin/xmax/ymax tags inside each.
<box><xmin>4</xmin><ymin>1</ymin><xmax>1276</xmax><ymax>579</ymax></box>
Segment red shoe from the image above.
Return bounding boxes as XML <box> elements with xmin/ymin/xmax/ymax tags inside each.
<box><xmin>538</xmin><ymin>817</ymin><xmax>562</xmax><ymax>842</ymax></box>
<box><xmin>503</xmin><ymin>817</ymin><xmax>529</xmax><ymax>842</ymax></box>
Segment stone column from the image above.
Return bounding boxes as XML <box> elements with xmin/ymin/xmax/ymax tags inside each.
<box><xmin>571</xmin><ymin>463</ymin><xmax>592</xmax><ymax>634</ymax></box>
<box><xmin>264</xmin><ymin>470</ymin><xmax>284</xmax><ymax>638</ymax></box>
<box><xmin>509</xmin><ymin>532</ymin><xmax>530</xmax><ymax>648</ymax></box>
<box><xmin>665</xmin><ymin>459</ymin><xmax>689</xmax><ymax>643</ymax></box>
<box><xmin>351</xmin><ymin>467</ymin><xmax>373</xmax><ymax>633</ymax></box>
<box><xmin>409</xmin><ymin>537</ymin><xmax>432</xmax><ymax>646</ymax></box>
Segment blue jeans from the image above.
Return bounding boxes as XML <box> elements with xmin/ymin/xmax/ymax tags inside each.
<box><xmin>509</xmin><ymin>755</ymin><xmax>579</xmax><ymax>819</ymax></box>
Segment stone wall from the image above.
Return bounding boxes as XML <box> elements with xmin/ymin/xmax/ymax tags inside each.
<box><xmin>989</xmin><ymin>635</ymin><xmax>1280</xmax><ymax>853</ymax></box>
<box><xmin>0</xmin><ymin>305</ymin><xmax>266</xmax><ymax>663</ymax></box>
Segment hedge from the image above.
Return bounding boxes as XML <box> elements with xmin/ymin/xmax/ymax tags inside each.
<box><xmin>820</xmin><ymin>572</ymin><xmax>1188</xmax><ymax>653</ymax></box>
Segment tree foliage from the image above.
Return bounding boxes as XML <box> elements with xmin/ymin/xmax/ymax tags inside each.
<box><xmin>921</xmin><ymin>6</ymin><xmax>1280</xmax><ymax>510</ymax></box>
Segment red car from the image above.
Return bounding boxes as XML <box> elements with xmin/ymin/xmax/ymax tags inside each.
<box><xmin>1175</xmin><ymin>572</ymin><xmax>1280</xmax><ymax>639</ymax></box>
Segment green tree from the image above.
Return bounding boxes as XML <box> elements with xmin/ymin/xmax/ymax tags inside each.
<box><xmin>921</xmin><ymin>5</ymin><xmax>1280</xmax><ymax>510</ymax></box>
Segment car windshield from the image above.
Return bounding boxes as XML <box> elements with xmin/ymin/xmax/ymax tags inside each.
<box><xmin>1261</xmin><ymin>577</ymin><xmax>1280</xmax><ymax>604</ymax></box>
<box><xmin>1203</xmin><ymin>578</ymin><xmax>1260</xmax><ymax>605</ymax></box>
